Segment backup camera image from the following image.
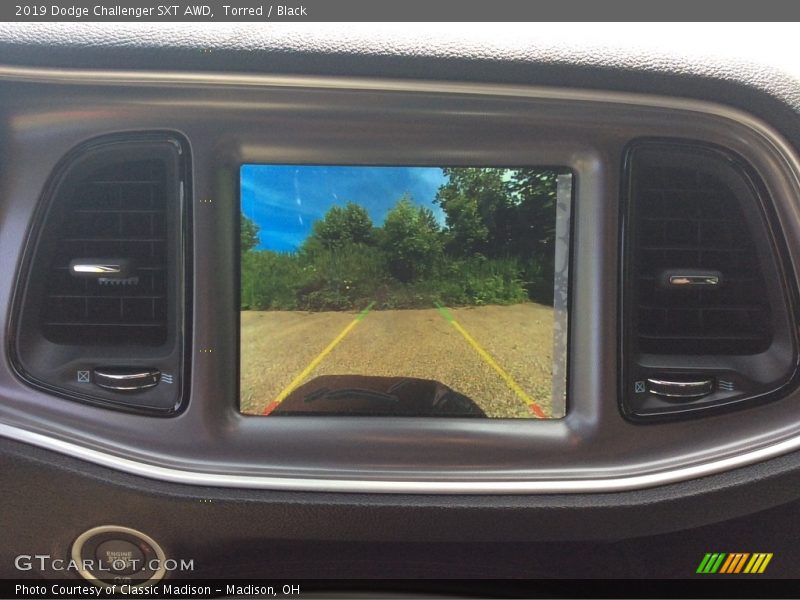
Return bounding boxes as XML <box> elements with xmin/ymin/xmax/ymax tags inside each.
<box><xmin>240</xmin><ymin>165</ymin><xmax>571</xmax><ymax>418</ymax></box>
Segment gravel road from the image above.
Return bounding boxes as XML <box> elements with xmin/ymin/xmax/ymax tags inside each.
<box><xmin>240</xmin><ymin>303</ymin><xmax>558</xmax><ymax>418</ymax></box>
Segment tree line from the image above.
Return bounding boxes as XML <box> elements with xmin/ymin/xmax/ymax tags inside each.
<box><xmin>241</xmin><ymin>168</ymin><xmax>561</xmax><ymax>311</ymax></box>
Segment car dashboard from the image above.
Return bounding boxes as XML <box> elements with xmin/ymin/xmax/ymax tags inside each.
<box><xmin>1</xmin><ymin>23</ymin><xmax>800</xmax><ymax>590</ymax></box>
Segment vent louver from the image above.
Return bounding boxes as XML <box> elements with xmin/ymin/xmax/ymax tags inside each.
<box><xmin>41</xmin><ymin>160</ymin><xmax>168</xmax><ymax>346</ymax></box>
<box><xmin>630</xmin><ymin>147</ymin><xmax>772</xmax><ymax>355</ymax></box>
<box><xmin>623</xmin><ymin>140</ymin><xmax>797</xmax><ymax>420</ymax></box>
<box><xmin>12</xmin><ymin>134</ymin><xmax>187</xmax><ymax>414</ymax></box>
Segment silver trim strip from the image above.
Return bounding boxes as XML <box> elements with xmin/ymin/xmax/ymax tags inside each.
<box><xmin>0</xmin><ymin>62</ymin><xmax>793</xmax><ymax>134</ymax></box>
<box><xmin>1</xmin><ymin>64</ymin><xmax>800</xmax><ymax>494</ymax></box>
<box><xmin>3</xmin><ymin>420</ymin><xmax>800</xmax><ymax>493</ymax></box>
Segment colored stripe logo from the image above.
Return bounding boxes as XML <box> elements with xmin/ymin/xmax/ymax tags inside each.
<box><xmin>696</xmin><ymin>552</ymin><xmax>773</xmax><ymax>574</ymax></box>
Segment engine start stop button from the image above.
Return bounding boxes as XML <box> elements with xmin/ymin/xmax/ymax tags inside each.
<box><xmin>95</xmin><ymin>539</ymin><xmax>145</xmax><ymax>576</ymax></box>
<box><xmin>72</xmin><ymin>525</ymin><xmax>166</xmax><ymax>587</ymax></box>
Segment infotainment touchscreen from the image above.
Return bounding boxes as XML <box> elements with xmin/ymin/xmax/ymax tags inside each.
<box><xmin>240</xmin><ymin>166</ymin><xmax>571</xmax><ymax>418</ymax></box>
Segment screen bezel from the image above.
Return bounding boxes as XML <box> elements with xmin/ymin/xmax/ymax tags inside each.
<box><xmin>209</xmin><ymin>88</ymin><xmax>610</xmax><ymax>483</ymax></box>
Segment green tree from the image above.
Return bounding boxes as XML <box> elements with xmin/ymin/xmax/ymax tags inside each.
<box><xmin>435</xmin><ymin>167</ymin><xmax>561</xmax><ymax>304</ymax></box>
<box><xmin>435</xmin><ymin>168</ymin><xmax>509</xmax><ymax>257</ymax></box>
<box><xmin>305</xmin><ymin>202</ymin><xmax>375</xmax><ymax>251</ymax></box>
<box><xmin>241</xmin><ymin>214</ymin><xmax>260</xmax><ymax>254</ymax></box>
<box><xmin>507</xmin><ymin>169</ymin><xmax>560</xmax><ymax>304</ymax></box>
<box><xmin>507</xmin><ymin>169</ymin><xmax>558</xmax><ymax>260</ymax></box>
<box><xmin>381</xmin><ymin>195</ymin><xmax>442</xmax><ymax>282</ymax></box>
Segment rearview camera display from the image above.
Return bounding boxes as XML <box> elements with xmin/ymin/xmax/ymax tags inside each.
<box><xmin>240</xmin><ymin>165</ymin><xmax>571</xmax><ymax>418</ymax></box>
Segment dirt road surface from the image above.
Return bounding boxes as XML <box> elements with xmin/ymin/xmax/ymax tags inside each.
<box><xmin>240</xmin><ymin>303</ymin><xmax>557</xmax><ymax>418</ymax></box>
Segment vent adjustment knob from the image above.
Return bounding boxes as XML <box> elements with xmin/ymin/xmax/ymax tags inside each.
<box><xmin>69</xmin><ymin>258</ymin><xmax>136</xmax><ymax>279</ymax></box>
<box><xmin>646</xmin><ymin>377</ymin><xmax>714</xmax><ymax>400</ymax></box>
<box><xmin>93</xmin><ymin>368</ymin><xmax>160</xmax><ymax>392</ymax></box>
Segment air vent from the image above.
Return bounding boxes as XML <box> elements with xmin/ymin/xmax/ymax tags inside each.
<box><xmin>631</xmin><ymin>151</ymin><xmax>772</xmax><ymax>355</ymax></box>
<box><xmin>42</xmin><ymin>160</ymin><xmax>168</xmax><ymax>345</ymax></box>
<box><xmin>622</xmin><ymin>140</ymin><xmax>797</xmax><ymax>420</ymax></box>
<box><xmin>12</xmin><ymin>133</ymin><xmax>188</xmax><ymax>414</ymax></box>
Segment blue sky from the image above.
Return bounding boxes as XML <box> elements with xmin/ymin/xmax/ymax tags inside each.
<box><xmin>241</xmin><ymin>165</ymin><xmax>449</xmax><ymax>252</ymax></box>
